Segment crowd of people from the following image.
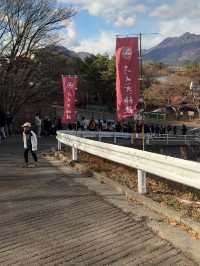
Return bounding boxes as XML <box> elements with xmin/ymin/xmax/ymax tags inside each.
<box><xmin>0</xmin><ymin>111</ymin><xmax>189</xmax><ymax>144</ymax></box>
<box><xmin>34</xmin><ymin>113</ymin><xmax>63</xmax><ymax>137</ymax></box>
<box><xmin>66</xmin><ymin>117</ymin><xmax>188</xmax><ymax>136</ymax></box>
<box><xmin>0</xmin><ymin>111</ymin><xmax>190</xmax><ymax>167</ymax></box>
<box><xmin>0</xmin><ymin>108</ymin><xmax>189</xmax><ymax>170</ymax></box>
<box><xmin>135</xmin><ymin>123</ymin><xmax>187</xmax><ymax>136</ymax></box>
<box><xmin>0</xmin><ymin>111</ymin><xmax>63</xmax><ymax>143</ymax></box>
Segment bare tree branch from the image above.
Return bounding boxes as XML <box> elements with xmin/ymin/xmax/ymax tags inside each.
<box><xmin>0</xmin><ymin>0</ymin><xmax>76</xmax><ymax>114</ymax></box>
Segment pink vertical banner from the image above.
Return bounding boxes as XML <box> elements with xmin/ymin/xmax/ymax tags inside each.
<box><xmin>62</xmin><ymin>75</ymin><xmax>78</xmax><ymax>123</ymax></box>
<box><xmin>116</xmin><ymin>37</ymin><xmax>140</xmax><ymax>121</ymax></box>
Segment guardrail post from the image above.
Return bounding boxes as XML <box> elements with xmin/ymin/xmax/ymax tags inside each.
<box><xmin>137</xmin><ymin>169</ymin><xmax>147</xmax><ymax>194</ymax></box>
<box><xmin>166</xmin><ymin>134</ymin><xmax>169</xmax><ymax>144</ymax></box>
<box><xmin>72</xmin><ymin>145</ymin><xmax>78</xmax><ymax>161</ymax></box>
<box><xmin>58</xmin><ymin>140</ymin><xmax>61</xmax><ymax>151</ymax></box>
<box><xmin>184</xmin><ymin>135</ymin><xmax>187</xmax><ymax>144</ymax></box>
<box><xmin>114</xmin><ymin>132</ymin><xmax>117</xmax><ymax>144</ymax></box>
<box><xmin>146</xmin><ymin>135</ymin><xmax>150</xmax><ymax>144</ymax></box>
<box><xmin>131</xmin><ymin>134</ymin><xmax>134</xmax><ymax>144</ymax></box>
<box><xmin>98</xmin><ymin>131</ymin><xmax>102</xmax><ymax>142</ymax></box>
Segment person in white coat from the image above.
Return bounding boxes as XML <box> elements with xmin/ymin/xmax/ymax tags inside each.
<box><xmin>34</xmin><ymin>113</ymin><xmax>42</xmax><ymax>137</ymax></box>
<box><xmin>22</xmin><ymin>122</ymin><xmax>38</xmax><ymax>167</ymax></box>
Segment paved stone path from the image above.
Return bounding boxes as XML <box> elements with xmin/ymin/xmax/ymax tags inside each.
<box><xmin>0</xmin><ymin>137</ymin><xmax>196</xmax><ymax>265</ymax></box>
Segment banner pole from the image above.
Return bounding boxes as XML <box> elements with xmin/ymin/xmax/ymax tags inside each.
<box><xmin>139</xmin><ymin>33</ymin><xmax>145</xmax><ymax>151</ymax></box>
<box><xmin>75</xmin><ymin>121</ymin><xmax>78</xmax><ymax>135</ymax></box>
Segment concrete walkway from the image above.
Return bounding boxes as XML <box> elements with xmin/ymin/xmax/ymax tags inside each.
<box><xmin>0</xmin><ymin>137</ymin><xmax>196</xmax><ymax>265</ymax></box>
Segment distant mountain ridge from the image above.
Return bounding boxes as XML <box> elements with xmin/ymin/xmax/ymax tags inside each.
<box><xmin>45</xmin><ymin>32</ymin><xmax>200</xmax><ymax>65</ymax></box>
<box><xmin>143</xmin><ymin>32</ymin><xmax>200</xmax><ymax>65</ymax></box>
<box><xmin>45</xmin><ymin>45</ymin><xmax>92</xmax><ymax>60</ymax></box>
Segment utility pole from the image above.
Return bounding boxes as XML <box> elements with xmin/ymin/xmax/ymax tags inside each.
<box><xmin>139</xmin><ymin>33</ymin><xmax>159</xmax><ymax>150</ymax></box>
<box><xmin>139</xmin><ymin>33</ymin><xmax>145</xmax><ymax>151</ymax></box>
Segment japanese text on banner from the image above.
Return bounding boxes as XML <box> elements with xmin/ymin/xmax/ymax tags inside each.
<box><xmin>116</xmin><ymin>37</ymin><xmax>140</xmax><ymax>121</ymax></box>
<box><xmin>62</xmin><ymin>76</ymin><xmax>78</xmax><ymax>123</ymax></box>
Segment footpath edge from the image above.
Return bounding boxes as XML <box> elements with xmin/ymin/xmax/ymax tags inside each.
<box><xmin>44</xmin><ymin>155</ymin><xmax>200</xmax><ymax>264</ymax></box>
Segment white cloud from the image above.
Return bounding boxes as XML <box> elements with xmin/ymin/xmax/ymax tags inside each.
<box><xmin>150</xmin><ymin>0</ymin><xmax>200</xmax><ymax>40</ymax></box>
<box><xmin>151</xmin><ymin>0</ymin><xmax>200</xmax><ymax>20</ymax></box>
<box><xmin>142</xmin><ymin>35</ymin><xmax>163</xmax><ymax>50</ymax></box>
<box><xmin>59</xmin><ymin>20</ymin><xmax>78</xmax><ymax>47</ymax></box>
<box><xmin>66</xmin><ymin>21</ymin><xmax>77</xmax><ymax>45</ymax></box>
<box><xmin>115</xmin><ymin>16</ymin><xmax>136</xmax><ymax>28</ymax></box>
<box><xmin>86</xmin><ymin>1</ymin><xmax>104</xmax><ymax>16</ymax></box>
<box><xmin>134</xmin><ymin>4</ymin><xmax>146</xmax><ymax>13</ymax></box>
<box><xmin>57</xmin><ymin>0</ymin><xmax>200</xmax><ymax>54</ymax></box>
<box><xmin>58</xmin><ymin>0</ymin><xmax>145</xmax><ymax>29</ymax></box>
<box><xmin>159</xmin><ymin>18</ymin><xmax>200</xmax><ymax>37</ymax></box>
<box><xmin>72</xmin><ymin>31</ymin><xmax>115</xmax><ymax>55</ymax></box>
<box><xmin>71</xmin><ymin>31</ymin><xmax>160</xmax><ymax>55</ymax></box>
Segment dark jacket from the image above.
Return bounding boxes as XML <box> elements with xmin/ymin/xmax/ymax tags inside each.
<box><xmin>0</xmin><ymin>111</ymin><xmax>6</xmax><ymax>127</ymax></box>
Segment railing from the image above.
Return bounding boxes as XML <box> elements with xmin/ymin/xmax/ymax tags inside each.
<box><xmin>62</xmin><ymin>131</ymin><xmax>132</xmax><ymax>144</ymax></box>
<box><xmin>58</xmin><ymin>130</ymin><xmax>200</xmax><ymax>145</ymax></box>
<box><xmin>145</xmin><ymin>134</ymin><xmax>200</xmax><ymax>145</ymax></box>
<box><xmin>56</xmin><ymin>131</ymin><xmax>200</xmax><ymax>194</ymax></box>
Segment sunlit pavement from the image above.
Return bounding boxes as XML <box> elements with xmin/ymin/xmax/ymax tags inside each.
<box><xmin>0</xmin><ymin>136</ymin><xmax>196</xmax><ymax>265</ymax></box>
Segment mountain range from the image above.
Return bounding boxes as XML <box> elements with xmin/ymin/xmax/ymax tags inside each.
<box><xmin>143</xmin><ymin>32</ymin><xmax>200</xmax><ymax>65</ymax></box>
<box><xmin>47</xmin><ymin>32</ymin><xmax>200</xmax><ymax>65</ymax></box>
<box><xmin>45</xmin><ymin>45</ymin><xmax>92</xmax><ymax>60</ymax></box>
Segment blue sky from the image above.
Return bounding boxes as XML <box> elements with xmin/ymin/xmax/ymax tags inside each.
<box><xmin>57</xmin><ymin>0</ymin><xmax>200</xmax><ymax>54</ymax></box>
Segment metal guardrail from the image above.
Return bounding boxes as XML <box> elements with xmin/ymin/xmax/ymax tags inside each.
<box><xmin>145</xmin><ymin>134</ymin><xmax>200</xmax><ymax>145</ymax></box>
<box><xmin>58</xmin><ymin>130</ymin><xmax>200</xmax><ymax>145</ymax></box>
<box><xmin>60</xmin><ymin>131</ymin><xmax>132</xmax><ymax>143</ymax></box>
<box><xmin>57</xmin><ymin>131</ymin><xmax>200</xmax><ymax>194</ymax></box>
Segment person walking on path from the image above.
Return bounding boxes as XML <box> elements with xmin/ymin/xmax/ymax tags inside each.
<box><xmin>22</xmin><ymin>122</ymin><xmax>38</xmax><ymax>167</ymax></box>
<box><xmin>182</xmin><ymin>124</ymin><xmax>187</xmax><ymax>135</ymax></box>
<box><xmin>0</xmin><ymin>109</ymin><xmax>6</xmax><ymax>142</ymax></box>
<box><xmin>173</xmin><ymin>126</ymin><xmax>177</xmax><ymax>136</ymax></box>
<box><xmin>34</xmin><ymin>113</ymin><xmax>42</xmax><ymax>137</ymax></box>
<box><xmin>6</xmin><ymin>112</ymin><xmax>13</xmax><ymax>136</ymax></box>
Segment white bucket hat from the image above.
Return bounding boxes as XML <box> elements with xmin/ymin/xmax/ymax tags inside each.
<box><xmin>22</xmin><ymin>122</ymin><xmax>31</xmax><ymax>127</ymax></box>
